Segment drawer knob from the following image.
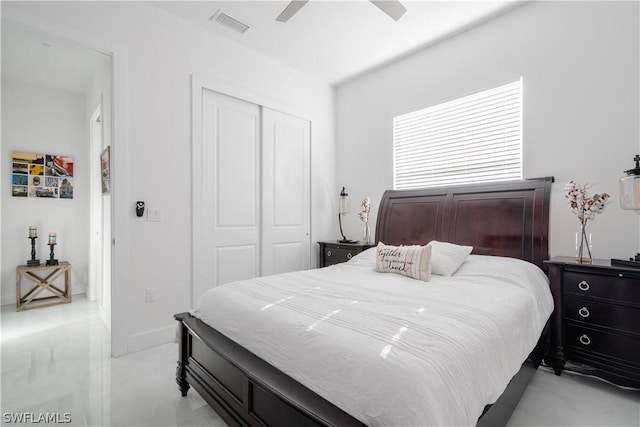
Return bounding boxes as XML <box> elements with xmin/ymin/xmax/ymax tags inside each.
<box><xmin>327</xmin><ymin>250</ymin><xmax>332</xmax><ymax>257</ymax></box>
<box><xmin>347</xmin><ymin>253</ymin><xmax>353</xmax><ymax>260</ymax></box>
<box><xmin>579</xmin><ymin>334</ymin><xmax>591</xmax><ymax>346</ymax></box>
<box><xmin>578</xmin><ymin>307</ymin><xmax>590</xmax><ymax>318</ymax></box>
<box><xmin>577</xmin><ymin>280</ymin><xmax>590</xmax><ymax>291</ymax></box>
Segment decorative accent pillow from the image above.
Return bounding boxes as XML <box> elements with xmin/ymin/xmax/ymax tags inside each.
<box><xmin>428</xmin><ymin>240</ymin><xmax>473</xmax><ymax>276</ymax></box>
<box><xmin>375</xmin><ymin>242</ymin><xmax>431</xmax><ymax>282</ymax></box>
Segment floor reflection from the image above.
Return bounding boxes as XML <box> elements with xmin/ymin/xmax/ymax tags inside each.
<box><xmin>1</xmin><ymin>296</ymin><xmax>226</xmax><ymax>426</ymax></box>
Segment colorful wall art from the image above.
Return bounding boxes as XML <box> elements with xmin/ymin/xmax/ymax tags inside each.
<box><xmin>100</xmin><ymin>146</ymin><xmax>110</xmax><ymax>195</ymax></box>
<box><xmin>12</xmin><ymin>152</ymin><xmax>74</xmax><ymax>199</ymax></box>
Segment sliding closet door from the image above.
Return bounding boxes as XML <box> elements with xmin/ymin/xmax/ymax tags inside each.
<box><xmin>196</xmin><ymin>89</ymin><xmax>261</xmax><ymax>301</ymax></box>
<box><xmin>262</xmin><ymin>109</ymin><xmax>311</xmax><ymax>275</ymax></box>
<box><xmin>193</xmin><ymin>82</ymin><xmax>312</xmax><ymax>305</ymax></box>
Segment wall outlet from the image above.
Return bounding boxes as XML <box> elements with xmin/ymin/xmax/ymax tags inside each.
<box><xmin>145</xmin><ymin>288</ymin><xmax>157</xmax><ymax>303</ymax></box>
<box><xmin>147</xmin><ymin>208</ymin><xmax>162</xmax><ymax>222</ymax></box>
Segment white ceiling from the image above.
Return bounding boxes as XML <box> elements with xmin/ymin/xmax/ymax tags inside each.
<box><xmin>1</xmin><ymin>20</ymin><xmax>109</xmax><ymax>94</ymax></box>
<box><xmin>153</xmin><ymin>0</ymin><xmax>522</xmax><ymax>85</ymax></box>
<box><xmin>1</xmin><ymin>1</ymin><xmax>521</xmax><ymax>93</ymax></box>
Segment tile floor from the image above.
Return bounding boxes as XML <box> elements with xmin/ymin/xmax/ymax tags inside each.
<box><xmin>1</xmin><ymin>296</ymin><xmax>638</xmax><ymax>426</ymax></box>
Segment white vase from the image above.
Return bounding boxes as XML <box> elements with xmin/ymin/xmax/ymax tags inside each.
<box><xmin>362</xmin><ymin>223</ymin><xmax>371</xmax><ymax>244</ymax></box>
<box><xmin>575</xmin><ymin>224</ymin><xmax>593</xmax><ymax>264</ymax></box>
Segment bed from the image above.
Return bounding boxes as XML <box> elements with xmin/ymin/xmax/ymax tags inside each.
<box><xmin>175</xmin><ymin>177</ymin><xmax>554</xmax><ymax>427</ymax></box>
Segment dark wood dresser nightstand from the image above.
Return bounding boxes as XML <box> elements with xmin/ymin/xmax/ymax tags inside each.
<box><xmin>545</xmin><ymin>256</ymin><xmax>640</xmax><ymax>389</ymax></box>
<box><xmin>318</xmin><ymin>241</ymin><xmax>375</xmax><ymax>267</ymax></box>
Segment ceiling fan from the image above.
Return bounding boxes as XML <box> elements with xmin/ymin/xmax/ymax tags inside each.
<box><xmin>276</xmin><ymin>0</ymin><xmax>407</xmax><ymax>23</ymax></box>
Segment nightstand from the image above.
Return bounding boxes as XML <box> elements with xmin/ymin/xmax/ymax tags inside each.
<box><xmin>545</xmin><ymin>256</ymin><xmax>640</xmax><ymax>388</ymax></box>
<box><xmin>16</xmin><ymin>261</ymin><xmax>72</xmax><ymax>311</ymax></box>
<box><xmin>318</xmin><ymin>241</ymin><xmax>375</xmax><ymax>267</ymax></box>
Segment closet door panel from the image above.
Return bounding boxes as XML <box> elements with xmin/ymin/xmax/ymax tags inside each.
<box><xmin>272</xmin><ymin>242</ymin><xmax>306</xmax><ymax>275</ymax></box>
<box><xmin>196</xmin><ymin>89</ymin><xmax>261</xmax><ymax>302</ymax></box>
<box><xmin>274</xmin><ymin>124</ymin><xmax>305</xmax><ymax>226</ymax></box>
<box><xmin>262</xmin><ymin>108</ymin><xmax>311</xmax><ymax>276</ymax></box>
<box><xmin>215</xmin><ymin>107</ymin><xmax>258</xmax><ymax>228</ymax></box>
<box><xmin>215</xmin><ymin>245</ymin><xmax>258</xmax><ymax>285</ymax></box>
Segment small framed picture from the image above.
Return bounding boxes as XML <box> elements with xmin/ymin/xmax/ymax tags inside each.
<box><xmin>101</xmin><ymin>146</ymin><xmax>111</xmax><ymax>195</ymax></box>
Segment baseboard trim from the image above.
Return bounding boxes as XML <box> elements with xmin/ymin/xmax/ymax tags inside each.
<box><xmin>127</xmin><ymin>324</ymin><xmax>176</xmax><ymax>354</ymax></box>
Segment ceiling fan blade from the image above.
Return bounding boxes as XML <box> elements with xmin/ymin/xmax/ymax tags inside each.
<box><xmin>276</xmin><ymin>0</ymin><xmax>310</xmax><ymax>22</ymax></box>
<box><xmin>370</xmin><ymin>0</ymin><xmax>407</xmax><ymax>21</ymax></box>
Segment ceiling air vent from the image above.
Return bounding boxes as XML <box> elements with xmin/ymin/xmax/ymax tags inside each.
<box><xmin>209</xmin><ymin>9</ymin><xmax>249</xmax><ymax>34</ymax></box>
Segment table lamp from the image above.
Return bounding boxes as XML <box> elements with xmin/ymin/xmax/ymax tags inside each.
<box><xmin>612</xmin><ymin>154</ymin><xmax>640</xmax><ymax>267</ymax></box>
<box><xmin>338</xmin><ymin>187</ymin><xmax>356</xmax><ymax>243</ymax></box>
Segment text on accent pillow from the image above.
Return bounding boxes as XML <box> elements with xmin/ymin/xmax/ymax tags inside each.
<box><xmin>375</xmin><ymin>242</ymin><xmax>431</xmax><ymax>282</ymax></box>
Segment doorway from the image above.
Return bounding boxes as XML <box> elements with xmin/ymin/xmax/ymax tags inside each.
<box><xmin>1</xmin><ymin>21</ymin><xmax>113</xmax><ymax>336</ymax></box>
<box><xmin>89</xmin><ymin>103</ymin><xmax>112</xmax><ymax>330</ymax></box>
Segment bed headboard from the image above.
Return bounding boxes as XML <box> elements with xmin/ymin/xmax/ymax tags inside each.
<box><xmin>375</xmin><ymin>177</ymin><xmax>553</xmax><ymax>270</ymax></box>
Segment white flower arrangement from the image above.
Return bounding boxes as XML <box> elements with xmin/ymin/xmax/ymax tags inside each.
<box><xmin>565</xmin><ymin>181</ymin><xmax>610</xmax><ymax>225</ymax></box>
<box><xmin>359</xmin><ymin>197</ymin><xmax>370</xmax><ymax>224</ymax></box>
<box><xmin>566</xmin><ymin>181</ymin><xmax>610</xmax><ymax>262</ymax></box>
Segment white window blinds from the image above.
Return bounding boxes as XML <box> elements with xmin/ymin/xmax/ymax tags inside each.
<box><xmin>393</xmin><ymin>79</ymin><xmax>522</xmax><ymax>190</ymax></box>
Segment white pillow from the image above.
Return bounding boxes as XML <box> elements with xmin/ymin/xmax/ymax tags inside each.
<box><xmin>428</xmin><ymin>240</ymin><xmax>473</xmax><ymax>276</ymax></box>
<box><xmin>375</xmin><ymin>242</ymin><xmax>431</xmax><ymax>282</ymax></box>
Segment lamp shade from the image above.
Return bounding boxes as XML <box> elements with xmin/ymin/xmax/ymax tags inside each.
<box><xmin>620</xmin><ymin>155</ymin><xmax>640</xmax><ymax>212</ymax></box>
<box><xmin>339</xmin><ymin>187</ymin><xmax>351</xmax><ymax>214</ymax></box>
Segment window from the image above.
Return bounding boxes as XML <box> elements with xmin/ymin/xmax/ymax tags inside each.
<box><xmin>393</xmin><ymin>78</ymin><xmax>522</xmax><ymax>189</ymax></box>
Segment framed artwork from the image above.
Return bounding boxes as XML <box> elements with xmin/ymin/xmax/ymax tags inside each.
<box><xmin>101</xmin><ymin>146</ymin><xmax>111</xmax><ymax>195</ymax></box>
<box><xmin>12</xmin><ymin>152</ymin><xmax>74</xmax><ymax>199</ymax></box>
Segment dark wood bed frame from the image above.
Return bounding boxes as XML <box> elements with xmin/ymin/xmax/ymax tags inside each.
<box><xmin>176</xmin><ymin>177</ymin><xmax>553</xmax><ymax>427</ymax></box>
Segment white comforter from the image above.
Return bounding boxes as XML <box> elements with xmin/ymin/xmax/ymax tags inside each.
<box><xmin>194</xmin><ymin>250</ymin><xmax>553</xmax><ymax>427</ymax></box>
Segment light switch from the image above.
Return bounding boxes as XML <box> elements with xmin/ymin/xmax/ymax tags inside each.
<box><xmin>147</xmin><ymin>208</ymin><xmax>162</xmax><ymax>222</ymax></box>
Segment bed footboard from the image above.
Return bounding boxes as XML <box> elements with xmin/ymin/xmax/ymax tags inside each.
<box><xmin>174</xmin><ymin>312</ymin><xmax>365</xmax><ymax>427</ymax></box>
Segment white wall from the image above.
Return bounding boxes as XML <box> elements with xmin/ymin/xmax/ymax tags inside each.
<box><xmin>1</xmin><ymin>1</ymin><xmax>336</xmax><ymax>354</ymax></box>
<box><xmin>336</xmin><ymin>1</ymin><xmax>640</xmax><ymax>260</ymax></box>
<box><xmin>1</xmin><ymin>77</ymin><xmax>90</xmax><ymax>302</ymax></box>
